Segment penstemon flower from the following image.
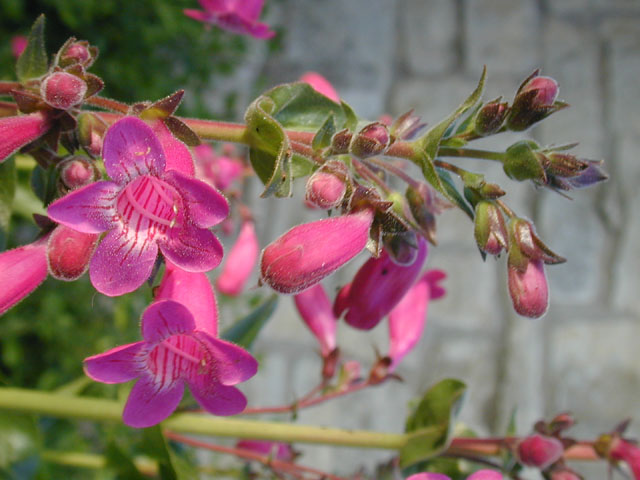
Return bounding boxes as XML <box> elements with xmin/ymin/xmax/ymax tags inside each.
<box><xmin>0</xmin><ymin>112</ymin><xmax>52</xmax><ymax>163</ymax></box>
<box><xmin>84</xmin><ymin>300</ymin><xmax>258</xmax><ymax>428</ymax></box>
<box><xmin>48</xmin><ymin>116</ymin><xmax>229</xmax><ymax>296</ymax></box>
<box><xmin>184</xmin><ymin>0</ymin><xmax>275</xmax><ymax>39</ymax></box>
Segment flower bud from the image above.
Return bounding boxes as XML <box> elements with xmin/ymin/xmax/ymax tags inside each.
<box><xmin>260</xmin><ymin>209</ymin><xmax>374</xmax><ymax>294</ymax></box>
<box><xmin>503</xmin><ymin>140</ymin><xmax>546</xmax><ymax>183</ymax></box>
<box><xmin>474</xmin><ymin>201</ymin><xmax>508</xmax><ymax>256</ymax></box>
<box><xmin>294</xmin><ymin>283</ymin><xmax>337</xmax><ymax>357</ymax></box>
<box><xmin>475</xmin><ymin>100</ymin><xmax>509</xmax><ymax>136</ymax></box>
<box><xmin>47</xmin><ymin>225</ymin><xmax>99</xmax><ymax>281</ymax></box>
<box><xmin>61</xmin><ymin>41</ymin><xmax>93</xmax><ymax>66</ymax></box>
<box><xmin>216</xmin><ymin>221</ymin><xmax>259</xmax><ymax>296</ymax></box>
<box><xmin>41</xmin><ymin>71</ymin><xmax>87</xmax><ymax>110</ymax></box>
<box><xmin>508</xmin><ymin>259</ymin><xmax>549</xmax><ymax>318</ymax></box>
<box><xmin>350</xmin><ymin>122</ymin><xmax>389</xmax><ymax>158</ymax></box>
<box><xmin>508</xmin><ymin>217</ymin><xmax>565</xmax><ymax>267</ymax></box>
<box><xmin>331</xmin><ymin>129</ymin><xmax>352</xmax><ymax>154</ymax></box>
<box><xmin>59</xmin><ymin>156</ymin><xmax>99</xmax><ymax>191</ymax></box>
<box><xmin>0</xmin><ymin>112</ymin><xmax>52</xmax><ymax>163</ymax></box>
<box><xmin>77</xmin><ymin>112</ymin><xmax>106</xmax><ymax>157</ymax></box>
<box><xmin>390</xmin><ymin>110</ymin><xmax>426</xmax><ymax>141</ymax></box>
<box><xmin>517</xmin><ymin>434</ymin><xmax>564</xmax><ymax>470</ymax></box>
<box><xmin>521</xmin><ymin>75</ymin><xmax>559</xmax><ymax>106</ymax></box>
<box><xmin>405</xmin><ymin>183</ymin><xmax>445</xmax><ymax>245</ymax></box>
<box><xmin>507</xmin><ymin>72</ymin><xmax>564</xmax><ymax>131</ymax></box>
<box><xmin>305</xmin><ymin>162</ymin><xmax>348</xmax><ymax>210</ymax></box>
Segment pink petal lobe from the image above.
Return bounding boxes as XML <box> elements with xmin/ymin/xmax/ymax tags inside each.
<box><xmin>183</xmin><ymin>9</ymin><xmax>212</xmax><ymax>22</ymax></box>
<box><xmin>294</xmin><ymin>283</ymin><xmax>337</xmax><ymax>356</ymax></box>
<box><xmin>216</xmin><ymin>13</ymin><xmax>275</xmax><ymax>39</ymax></box>
<box><xmin>89</xmin><ymin>225</ymin><xmax>159</xmax><ymax>296</ymax></box>
<box><xmin>160</xmin><ymin>224</ymin><xmax>223</xmax><ymax>273</ymax></box>
<box><xmin>141</xmin><ymin>300</ymin><xmax>195</xmax><ymax>343</ymax></box>
<box><xmin>0</xmin><ymin>112</ymin><xmax>51</xmax><ymax>163</ymax></box>
<box><xmin>216</xmin><ymin>221</ymin><xmax>259</xmax><ymax>296</ymax></box>
<box><xmin>102</xmin><ymin>117</ymin><xmax>166</xmax><ymax>185</ymax></box>
<box><xmin>155</xmin><ymin>261</ymin><xmax>218</xmax><ymax>336</ymax></box>
<box><xmin>467</xmin><ymin>471</ymin><xmax>504</xmax><ymax>480</ymax></box>
<box><xmin>163</xmin><ymin>169</ymin><xmax>229</xmax><ymax>228</ymax></box>
<box><xmin>194</xmin><ymin>332</ymin><xmax>258</xmax><ymax>385</ymax></box>
<box><xmin>123</xmin><ymin>377</ymin><xmax>184</xmax><ymax>428</ymax></box>
<box><xmin>0</xmin><ymin>236</ymin><xmax>48</xmax><ymax>315</ymax></box>
<box><xmin>424</xmin><ymin>269</ymin><xmax>447</xmax><ymax>299</ymax></box>
<box><xmin>47</xmin><ymin>181</ymin><xmax>119</xmax><ymax>234</ymax></box>
<box><xmin>151</xmin><ymin>120</ymin><xmax>195</xmax><ymax>176</ymax></box>
<box><xmin>300</xmin><ymin>72</ymin><xmax>340</xmax><ymax>103</ymax></box>
<box><xmin>83</xmin><ymin>342</ymin><xmax>144</xmax><ymax>383</ymax></box>
<box><xmin>236</xmin><ymin>0</ymin><xmax>265</xmax><ymax>22</ymax></box>
<box><xmin>189</xmin><ymin>381</ymin><xmax>247</xmax><ymax>416</ymax></box>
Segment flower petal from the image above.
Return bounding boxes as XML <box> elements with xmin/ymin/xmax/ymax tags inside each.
<box><xmin>159</xmin><ymin>224</ymin><xmax>223</xmax><ymax>272</ymax></box>
<box><xmin>151</xmin><ymin>120</ymin><xmax>195</xmax><ymax>176</ymax></box>
<box><xmin>102</xmin><ymin>116</ymin><xmax>166</xmax><ymax>185</ymax></box>
<box><xmin>163</xmin><ymin>170</ymin><xmax>229</xmax><ymax>228</ymax></box>
<box><xmin>189</xmin><ymin>381</ymin><xmax>247</xmax><ymax>416</ymax></box>
<box><xmin>89</xmin><ymin>225</ymin><xmax>158</xmax><ymax>296</ymax></box>
<box><xmin>216</xmin><ymin>221</ymin><xmax>259</xmax><ymax>296</ymax></box>
<box><xmin>467</xmin><ymin>471</ymin><xmax>503</xmax><ymax>480</ymax></box>
<box><xmin>141</xmin><ymin>300</ymin><xmax>195</xmax><ymax>343</ymax></box>
<box><xmin>83</xmin><ymin>342</ymin><xmax>145</xmax><ymax>383</ymax></box>
<box><xmin>122</xmin><ymin>377</ymin><xmax>184</xmax><ymax>428</ymax></box>
<box><xmin>0</xmin><ymin>112</ymin><xmax>51</xmax><ymax>163</ymax></box>
<box><xmin>194</xmin><ymin>332</ymin><xmax>258</xmax><ymax>385</ymax></box>
<box><xmin>47</xmin><ymin>181</ymin><xmax>119</xmax><ymax>234</ymax></box>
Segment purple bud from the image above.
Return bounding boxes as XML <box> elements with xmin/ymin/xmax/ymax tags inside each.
<box><xmin>331</xmin><ymin>129</ymin><xmax>353</xmax><ymax>154</ymax></box>
<box><xmin>508</xmin><ymin>72</ymin><xmax>565</xmax><ymax>131</ymax></box>
<box><xmin>350</xmin><ymin>122</ymin><xmax>390</xmax><ymax>158</ymax></box>
<box><xmin>62</xmin><ymin>42</ymin><xmax>92</xmax><ymax>65</ymax></box>
<box><xmin>508</xmin><ymin>259</ymin><xmax>549</xmax><ymax>318</ymax></box>
<box><xmin>517</xmin><ymin>434</ymin><xmax>564</xmax><ymax>470</ymax></box>
<box><xmin>41</xmin><ymin>72</ymin><xmax>87</xmax><ymax>110</ymax></box>
<box><xmin>521</xmin><ymin>76</ymin><xmax>559</xmax><ymax>107</ymax></box>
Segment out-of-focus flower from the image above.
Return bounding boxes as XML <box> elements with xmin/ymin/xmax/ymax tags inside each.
<box><xmin>184</xmin><ymin>0</ymin><xmax>275</xmax><ymax>39</ymax></box>
<box><xmin>48</xmin><ymin>116</ymin><xmax>229</xmax><ymax>296</ymax></box>
<box><xmin>407</xmin><ymin>470</ymin><xmax>503</xmax><ymax>480</ymax></box>
<box><xmin>294</xmin><ymin>283</ymin><xmax>337</xmax><ymax>358</ymax></box>
<box><xmin>217</xmin><ymin>221</ymin><xmax>259</xmax><ymax>296</ymax></box>
<box><xmin>193</xmin><ymin>143</ymin><xmax>244</xmax><ymax>191</ymax></box>
<box><xmin>260</xmin><ymin>209</ymin><xmax>375</xmax><ymax>294</ymax></box>
<box><xmin>11</xmin><ymin>35</ymin><xmax>27</xmax><ymax>59</ymax></box>
<box><xmin>84</xmin><ymin>300</ymin><xmax>258</xmax><ymax>428</ymax></box>
<box><xmin>0</xmin><ymin>112</ymin><xmax>52</xmax><ymax>163</ymax></box>
<box><xmin>236</xmin><ymin>440</ymin><xmax>295</xmax><ymax>462</ymax></box>
<box><xmin>516</xmin><ymin>433</ymin><xmax>564</xmax><ymax>470</ymax></box>
<box><xmin>300</xmin><ymin>72</ymin><xmax>340</xmax><ymax>103</ymax></box>
<box><xmin>597</xmin><ymin>435</ymin><xmax>640</xmax><ymax>480</ymax></box>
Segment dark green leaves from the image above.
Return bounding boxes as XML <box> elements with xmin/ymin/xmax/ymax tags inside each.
<box><xmin>16</xmin><ymin>15</ymin><xmax>49</xmax><ymax>83</ymax></box>
<box><xmin>222</xmin><ymin>295</ymin><xmax>278</xmax><ymax>350</ymax></box>
<box><xmin>0</xmin><ymin>158</ymin><xmax>16</xmax><ymax>249</ymax></box>
<box><xmin>400</xmin><ymin>378</ymin><xmax>467</xmax><ymax>468</ymax></box>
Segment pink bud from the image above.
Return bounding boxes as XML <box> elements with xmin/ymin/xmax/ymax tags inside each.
<box><xmin>62</xmin><ymin>42</ymin><xmax>91</xmax><ymax>65</ymax></box>
<box><xmin>294</xmin><ymin>283</ymin><xmax>336</xmax><ymax>357</ymax></box>
<box><xmin>11</xmin><ymin>35</ymin><xmax>27</xmax><ymax>59</ymax></box>
<box><xmin>0</xmin><ymin>236</ymin><xmax>49</xmax><ymax>315</ymax></box>
<box><xmin>41</xmin><ymin>72</ymin><xmax>88</xmax><ymax>110</ymax></box>
<box><xmin>47</xmin><ymin>225</ymin><xmax>99</xmax><ymax>281</ymax></box>
<box><xmin>350</xmin><ymin>122</ymin><xmax>390</xmax><ymax>158</ymax></box>
<box><xmin>260</xmin><ymin>209</ymin><xmax>374</xmax><ymax>294</ymax></box>
<box><xmin>0</xmin><ymin>112</ymin><xmax>52</xmax><ymax>163</ymax></box>
<box><xmin>300</xmin><ymin>72</ymin><xmax>340</xmax><ymax>103</ymax></box>
<box><xmin>508</xmin><ymin>259</ymin><xmax>549</xmax><ymax>318</ymax></box>
<box><xmin>216</xmin><ymin>221</ymin><xmax>259</xmax><ymax>296</ymax></box>
<box><xmin>521</xmin><ymin>76</ymin><xmax>559</xmax><ymax>107</ymax></box>
<box><xmin>305</xmin><ymin>170</ymin><xmax>347</xmax><ymax>210</ymax></box>
<box><xmin>517</xmin><ymin>434</ymin><xmax>564</xmax><ymax>470</ymax></box>
<box><xmin>59</xmin><ymin>156</ymin><xmax>98</xmax><ymax>190</ymax></box>
<box><xmin>609</xmin><ymin>437</ymin><xmax>640</xmax><ymax>480</ymax></box>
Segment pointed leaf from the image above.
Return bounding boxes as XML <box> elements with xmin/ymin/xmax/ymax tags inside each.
<box><xmin>16</xmin><ymin>15</ymin><xmax>48</xmax><ymax>82</ymax></box>
<box><xmin>164</xmin><ymin>116</ymin><xmax>200</xmax><ymax>147</ymax></box>
<box><xmin>437</xmin><ymin>168</ymin><xmax>474</xmax><ymax>219</ymax></box>
<box><xmin>312</xmin><ymin>114</ymin><xmax>336</xmax><ymax>151</ymax></box>
<box><xmin>221</xmin><ymin>295</ymin><xmax>278</xmax><ymax>350</ymax></box>
<box><xmin>0</xmin><ymin>158</ymin><xmax>16</xmax><ymax>250</ymax></box>
<box><xmin>140</xmin><ymin>91</ymin><xmax>185</xmax><ymax>120</ymax></box>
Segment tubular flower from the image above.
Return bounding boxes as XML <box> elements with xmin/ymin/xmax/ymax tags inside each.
<box><xmin>335</xmin><ymin>237</ymin><xmax>428</xmax><ymax>330</ymax></box>
<box><xmin>294</xmin><ymin>283</ymin><xmax>337</xmax><ymax>357</ymax></box>
<box><xmin>84</xmin><ymin>300</ymin><xmax>258</xmax><ymax>428</ymax></box>
<box><xmin>193</xmin><ymin>143</ymin><xmax>244</xmax><ymax>191</ymax></box>
<box><xmin>217</xmin><ymin>221</ymin><xmax>259</xmax><ymax>296</ymax></box>
<box><xmin>608</xmin><ymin>437</ymin><xmax>640</xmax><ymax>480</ymax></box>
<box><xmin>184</xmin><ymin>0</ymin><xmax>275</xmax><ymax>39</ymax></box>
<box><xmin>300</xmin><ymin>72</ymin><xmax>340</xmax><ymax>103</ymax></box>
<box><xmin>260</xmin><ymin>209</ymin><xmax>375</xmax><ymax>294</ymax></box>
<box><xmin>48</xmin><ymin>116</ymin><xmax>229</xmax><ymax>296</ymax></box>
<box><xmin>0</xmin><ymin>112</ymin><xmax>52</xmax><ymax>163</ymax></box>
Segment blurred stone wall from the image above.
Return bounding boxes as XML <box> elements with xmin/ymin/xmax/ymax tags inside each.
<box><xmin>216</xmin><ymin>0</ymin><xmax>640</xmax><ymax>476</ymax></box>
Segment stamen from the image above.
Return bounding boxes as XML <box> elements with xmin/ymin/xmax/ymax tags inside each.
<box><xmin>124</xmin><ymin>177</ymin><xmax>175</xmax><ymax>227</ymax></box>
<box><xmin>162</xmin><ymin>339</ymin><xmax>200</xmax><ymax>364</ymax></box>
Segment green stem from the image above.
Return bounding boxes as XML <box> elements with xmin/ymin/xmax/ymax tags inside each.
<box><xmin>41</xmin><ymin>451</ymin><xmax>158</xmax><ymax>476</ymax></box>
<box><xmin>0</xmin><ymin>387</ymin><xmax>406</xmax><ymax>450</ymax></box>
<box><xmin>438</xmin><ymin>147</ymin><xmax>506</xmax><ymax>163</ymax></box>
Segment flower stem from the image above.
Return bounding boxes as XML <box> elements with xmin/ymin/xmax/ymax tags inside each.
<box><xmin>438</xmin><ymin>147</ymin><xmax>506</xmax><ymax>163</ymax></box>
<box><xmin>0</xmin><ymin>101</ymin><xmax>18</xmax><ymax>116</ymax></box>
<box><xmin>85</xmin><ymin>96</ymin><xmax>130</xmax><ymax>113</ymax></box>
<box><xmin>0</xmin><ymin>81</ymin><xmax>20</xmax><ymax>95</ymax></box>
<box><xmin>41</xmin><ymin>450</ymin><xmax>158</xmax><ymax>476</ymax></box>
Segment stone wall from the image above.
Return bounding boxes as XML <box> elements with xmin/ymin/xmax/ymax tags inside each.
<box><xmin>218</xmin><ymin>1</ymin><xmax>640</xmax><ymax>476</ymax></box>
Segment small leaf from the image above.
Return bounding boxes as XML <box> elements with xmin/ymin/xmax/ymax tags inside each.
<box><xmin>164</xmin><ymin>117</ymin><xmax>200</xmax><ymax>147</ymax></box>
<box><xmin>221</xmin><ymin>295</ymin><xmax>278</xmax><ymax>350</ymax></box>
<box><xmin>400</xmin><ymin>378</ymin><xmax>467</xmax><ymax>468</ymax></box>
<box><xmin>312</xmin><ymin>114</ymin><xmax>336</xmax><ymax>151</ymax></box>
<box><xmin>140</xmin><ymin>91</ymin><xmax>185</xmax><ymax>120</ymax></box>
<box><xmin>0</xmin><ymin>412</ymin><xmax>39</xmax><ymax>469</ymax></box>
<box><xmin>16</xmin><ymin>15</ymin><xmax>49</xmax><ymax>82</ymax></box>
<box><xmin>0</xmin><ymin>158</ymin><xmax>16</xmax><ymax>250</ymax></box>
<box><xmin>437</xmin><ymin>168</ymin><xmax>474</xmax><ymax>220</ymax></box>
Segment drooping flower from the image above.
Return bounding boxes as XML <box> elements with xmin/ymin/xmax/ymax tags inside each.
<box><xmin>235</xmin><ymin>440</ymin><xmax>295</xmax><ymax>462</ymax></box>
<box><xmin>508</xmin><ymin>259</ymin><xmax>549</xmax><ymax>318</ymax></box>
<box><xmin>294</xmin><ymin>283</ymin><xmax>337</xmax><ymax>358</ymax></box>
<box><xmin>387</xmin><ymin>269</ymin><xmax>446</xmax><ymax>371</ymax></box>
<box><xmin>260</xmin><ymin>209</ymin><xmax>375</xmax><ymax>294</ymax></box>
<box><xmin>193</xmin><ymin>143</ymin><xmax>244</xmax><ymax>191</ymax></box>
<box><xmin>84</xmin><ymin>300</ymin><xmax>258</xmax><ymax>428</ymax></box>
<box><xmin>0</xmin><ymin>112</ymin><xmax>52</xmax><ymax>163</ymax></box>
<box><xmin>217</xmin><ymin>221</ymin><xmax>259</xmax><ymax>296</ymax></box>
<box><xmin>516</xmin><ymin>433</ymin><xmax>564</xmax><ymax>470</ymax></box>
<box><xmin>607</xmin><ymin>436</ymin><xmax>640</xmax><ymax>480</ymax></box>
<box><xmin>48</xmin><ymin>116</ymin><xmax>229</xmax><ymax>296</ymax></box>
<box><xmin>184</xmin><ymin>0</ymin><xmax>275</xmax><ymax>39</ymax></box>
<box><xmin>335</xmin><ymin>237</ymin><xmax>428</xmax><ymax>330</ymax></box>
<box><xmin>300</xmin><ymin>72</ymin><xmax>340</xmax><ymax>103</ymax></box>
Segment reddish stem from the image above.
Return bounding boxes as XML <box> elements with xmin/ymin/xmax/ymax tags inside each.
<box><xmin>0</xmin><ymin>101</ymin><xmax>18</xmax><ymax>117</ymax></box>
<box><xmin>0</xmin><ymin>81</ymin><xmax>20</xmax><ymax>95</ymax></box>
<box><xmin>85</xmin><ymin>96</ymin><xmax>130</xmax><ymax>113</ymax></box>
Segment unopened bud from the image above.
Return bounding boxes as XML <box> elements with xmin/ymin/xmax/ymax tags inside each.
<box><xmin>517</xmin><ymin>434</ymin><xmax>564</xmax><ymax>470</ymax></box>
<box><xmin>331</xmin><ymin>129</ymin><xmax>352</xmax><ymax>154</ymax></box>
<box><xmin>504</xmin><ymin>140</ymin><xmax>546</xmax><ymax>182</ymax></box>
<box><xmin>77</xmin><ymin>113</ymin><xmax>105</xmax><ymax>156</ymax></box>
<box><xmin>508</xmin><ymin>259</ymin><xmax>549</xmax><ymax>318</ymax></box>
<box><xmin>475</xmin><ymin>100</ymin><xmax>509</xmax><ymax>136</ymax></box>
<box><xmin>47</xmin><ymin>225</ymin><xmax>99</xmax><ymax>281</ymax></box>
<box><xmin>41</xmin><ymin>72</ymin><xmax>87</xmax><ymax>110</ymax></box>
<box><xmin>62</xmin><ymin>42</ymin><xmax>92</xmax><ymax>66</ymax></box>
<box><xmin>390</xmin><ymin>110</ymin><xmax>426</xmax><ymax>141</ymax></box>
<box><xmin>59</xmin><ymin>156</ymin><xmax>98</xmax><ymax>190</ymax></box>
<box><xmin>507</xmin><ymin>72</ymin><xmax>565</xmax><ymax>131</ymax></box>
<box><xmin>305</xmin><ymin>162</ymin><xmax>348</xmax><ymax>210</ymax></box>
<box><xmin>521</xmin><ymin>75</ymin><xmax>559</xmax><ymax>106</ymax></box>
<box><xmin>383</xmin><ymin>231</ymin><xmax>420</xmax><ymax>265</ymax></box>
<box><xmin>474</xmin><ymin>201</ymin><xmax>508</xmax><ymax>256</ymax></box>
<box><xmin>405</xmin><ymin>184</ymin><xmax>439</xmax><ymax>244</ymax></box>
<box><xmin>545</xmin><ymin>152</ymin><xmax>588</xmax><ymax>178</ymax></box>
<box><xmin>350</xmin><ymin>122</ymin><xmax>389</xmax><ymax>158</ymax></box>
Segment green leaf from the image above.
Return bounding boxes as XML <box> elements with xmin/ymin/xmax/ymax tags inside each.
<box><xmin>16</xmin><ymin>15</ymin><xmax>49</xmax><ymax>83</ymax></box>
<box><xmin>312</xmin><ymin>114</ymin><xmax>336</xmax><ymax>151</ymax></box>
<box><xmin>139</xmin><ymin>426</ymin><xmax>198</xmax><ymax>480</ymax></box>
<box><xmin>0</xmin><ymin>412</ymin><xmax>39</xmax><ymax>470</ymax></box>
<box><xmin>105</xmin><ymin>441</ymin><xmax>146</xmax><ymax>480</ymax></box>
<box><xmin>221</xmin><ymin>295</ymin><xmax>278</xmax><ymax>350</ymax></box>
<box><xmin>437</xmin><ymin>168</ymin><xmax>474</xmax><ymax>220</ymax></box>
<box><xmin>400</xmin><ymin>378</ymin><xmax>467</xmax><ymax>468</ymax></box>
<box><xmin>30</xmin><ymin>164</ymin><xmax>59</xmax><ymax>206</ymax></box>
<box><xmin>0</xmin><ymin>158</ymin><xmax>16</xmax><ymax>250</ymax></box>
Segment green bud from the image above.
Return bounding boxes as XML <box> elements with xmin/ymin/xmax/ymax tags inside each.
<box><xmin>503</xmin><ymin>140</ymin><xmax>546</xmax><ymax>182</ymax></box>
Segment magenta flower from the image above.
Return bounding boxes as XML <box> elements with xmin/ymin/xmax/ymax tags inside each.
<box><xmin>217</xmin><ymin>221</ymin><xmax>259</xmax><ymax>296</ymax></box>
<box><xmin>508</xmin><ymin>259</ymin><xmax>549</xmax><ymax>318</ymax></box>
<box><xmin>294</xmin><ymin>283</ymin><xmax>337</xmax><ymax>357</ymax></box>
<box><xmin>11</xmin><ymin>35</ymin><xmax>27</xmax><ymax>59</ymax></box>
<box><xmin>0</xmin><ymin>236</ymin><xmax>49</xmax><ymax>315</ymax></box>
<box><xmin>151</xmin><ymin>119</ymin><xmax>195</xmax><ymax>176</ymax></box>
<box><xmin>184</xmin><ymin>0</ymin><xmax>275</xmax><ymax>39</ymax></box>
<box><xmin>387</xmin><ymin>269</ymin><xmax>446</xmax><ymax>371</ymax></box>
<box><xmin>48</xmin><ymin>116</ymin><xmax>229</xmax><ymax>296</ymax></box>
<box><xmin>84</xmin><ymin>300</ymin><xmax>258</xmax><ymax>428</ymax></box>
<box><xmin>260</xmin><ymin>209</ymin><xmax>375</xmax><ymax>294</ymax></box>
<box><xmin>194</xmin><ymin>143</ymin><xmax>244</xmax><ymax>191</ymax></box>
<box><xmin>235</xmin><ymin>440</ymin><xmax>295</xmax><ymax>462</ymax></box>
<box><xmin>0</xmin><ymin>112</ymin><xmax>52</xmax><ymax>163</ymax></box>
<box><xmin>609</xmin><ymin>437</ymin><xmax>640</xmax><ymax>480</ymax></box>
<box><xmin>335</xmin><ymin>237</ymin><xmax>428</xmax><ymax>330</ymax></box>
<box><xmin>516</xmin><ymin>433</ymin><xmax>564</xmax><ymax>470</ymax></box>
<box><xmin>300</xmin><ymin>72</ymin><xmax>340</xmax><ymax>103</ymax></box>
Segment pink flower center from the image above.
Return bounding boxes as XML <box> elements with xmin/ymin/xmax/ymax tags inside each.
<box><xmin>117</xmin><ymin>175</ymin><xmax>181</xmax><ymax>234</ymax></box>
<box><xmin>147</xmin><ymin>334</ymin><xmax>211</xmax><ymax>388</ymax></box>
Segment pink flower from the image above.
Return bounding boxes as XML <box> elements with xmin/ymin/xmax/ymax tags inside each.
<box><xmin>84</xmin><ymin>300</ymin><xmax>258</xmax><ymax>428</ymax></box>
<box><xmin>47</xmin><ymin>225</ymin><xmax>99</xmax><ymax>281</ymax></box>
<box><xmin>294</xmin><ymin>283</ymin><xmax>337</xmax><ymax>357</ymax></box>
<box><xmin>11</xmin><ymin>36</ymin><xmax>27</xmax><ymax>59</ymax></box>
<box><xmin>609</xmin><ymin>437</ymin><xmax>640</xmax><ymax>480</ymax></box>
<box><xmin>300</xmin><ymin>72</ymin><xmax>340</xmax><ymax>103</ymax></box>
<box><xmin>48</xmin><ymin>116</ymin><xmax>229</xmax><ymax>296</ymax></box>
<box><xmin>193</xmin><ymin>143</ymin><xmax>244</xmax><ymax>191</ymax></box>
<box><xmin>0</xmin><ymin>236</ymin><xmax>48</xmax><ymax>315</ymax></box>
<box><xmin>407</xmin><ymin>470</ymin><xmax>503</xmax><ymax>480</ymax></box>
<box><xmin>184</xmin><ymin>0</ymin><xmax>275</xmax><ymax>39</ymax></box>
<box><xmin>0</xmin><ymin>112</ymin><xmax>52</xmax><ymax>163</ymax></box>
<box><xmin>216</xmin><ymin>221</ymin><xmax>259</xmax><ymax>296</ymax></box>
<box><xmin>335</xmin><ymin>237</ymin><xmax>428</xmax><ymax>330</ymax></box>
<box><xmin>40</xmin><ymin>72</ymin><xmax>88</xmax><ymax>110</ymax></box>
<box><xmin>517</xmin><ymin>434</ymin><xmax>564</xmax><ymax>470</ymax></box>
<box><xmin>235</xmin><ymin>440</ymin><xmax>295</xmax><ymax>461</ymax></box>
<box><xmin>151</xmin><ymin>120</ymin><xmax>195</xmax><ymax>176</ymax></box>
<box><xmin>508</xmin><ymin>259</ymin><xmax>549</xmax><ymax>318</ymax></box>
<box><xmin>260</xmin><ymin>209</ymin><xmax>374</xmax><ymax>294</ymax></box>
<box><xmin>387</xmin><ymin>269</ymin><xmax>446</xmax><ymax>371</ymax></box>
<box><xmin>305</xmin><ymin>167</ymin><xmax>347</xmax><ymax>210</ymax></box>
